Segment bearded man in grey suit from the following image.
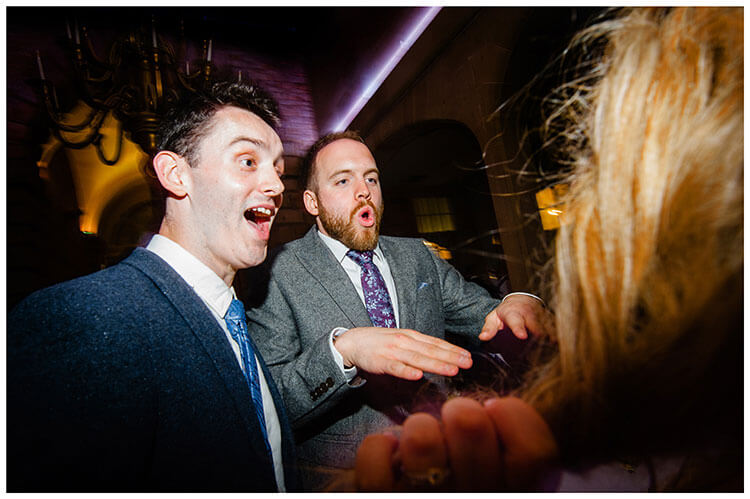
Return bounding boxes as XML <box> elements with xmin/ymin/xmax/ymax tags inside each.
<box><xmin>8</xmin><ymin>82</ymin><xmax>297</xmax><ymax>492</ymax></box>
<box><xmin>245</xmin><ymin>130</ymin><xmax>549</xmax><ymax>490</ymax></box>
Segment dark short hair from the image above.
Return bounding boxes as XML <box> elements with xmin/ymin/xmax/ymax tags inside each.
<box><xmin>301</xmin><ymin>130</ymin><xmax>367</xmax><ymax>191</ymax></box>
<box><xmin>157</xmin><ymin>81</ymin><xmax>280</xmax><ymax>167</ymax></box>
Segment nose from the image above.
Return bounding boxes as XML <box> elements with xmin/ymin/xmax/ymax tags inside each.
<box><xmin>354</xmin><ymin>177</ymin><xmax>371</xmax><ymax>201</ymax></box>
<box><xmin>260</xmin><ymin>165</ymin><xmax>285</xmax><ymax>197</ymax></box>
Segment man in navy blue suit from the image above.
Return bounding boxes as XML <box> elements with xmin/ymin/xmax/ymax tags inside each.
<box><xmin>7</xmin><ymin>81</ymin><xmax>298</xmax><ymax>492</ymax></box>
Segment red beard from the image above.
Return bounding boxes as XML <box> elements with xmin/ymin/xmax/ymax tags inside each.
<box><xmin>319</xmin><ymin>200</ymin><xmax>384</xmax><ymax>251</ymax></box>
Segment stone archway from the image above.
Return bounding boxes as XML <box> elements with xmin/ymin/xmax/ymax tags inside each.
<box><xmin>373</xmin><ymin>119</ymin><xmax>510</xmax><ymax>298</ymax></box>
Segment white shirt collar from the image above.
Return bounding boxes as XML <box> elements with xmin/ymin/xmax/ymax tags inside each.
<box><xmin>316</xmin><ymin>228</ymin><xmax>386</xmax><ymax>264</ymax></box>
<box><xmin>145</xmin><ymin>234</ymin><xmax>235</xmax><ymax>318</ymax></box>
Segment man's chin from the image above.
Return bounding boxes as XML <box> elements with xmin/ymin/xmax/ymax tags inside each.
<box><xmin>319</xmin><ymin>211</ymin><xmax>381</xmax><ymax>251</ymax></box>
<box><xmin>239</xmin><ymin>245</ymin><xmax>268</xmax><ymax>269</ymax></box>
<box><xmin>344</xmin><ymin>228</ymin><xmax>379</xmax><ymax>251</ymax></box>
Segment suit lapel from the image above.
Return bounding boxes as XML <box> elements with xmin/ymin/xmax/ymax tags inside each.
<box><xmin>294</xmin><ymin>228</ymin><xmax>372</xmax><ymax>327</ymax></box>
<box><xmin>122</xmin><ymin>249</ymin><xmax>276</xmax><ymax>481</ymax></box>
<box><xmin>379</xmin><ymin>237</ymin><xmax>418</xmax><ymax>330</ymax></box>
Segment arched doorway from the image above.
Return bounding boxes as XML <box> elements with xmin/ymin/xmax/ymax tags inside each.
<box><xmin>374</xmin><ymin>119</ymin><xmax>510</xmax><ymax>298</ymax></box>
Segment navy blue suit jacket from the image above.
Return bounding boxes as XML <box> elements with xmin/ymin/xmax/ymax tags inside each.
<box><xmin>7</xmin><ymin>248</ymin><xmax>298</xmax><ymax>492</ymax></box>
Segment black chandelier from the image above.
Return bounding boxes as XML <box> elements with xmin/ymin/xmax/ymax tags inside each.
<box><xmin>35</xmin><ymin>18</ymin><xmax>219</xmax><ymax>164</ymax></box>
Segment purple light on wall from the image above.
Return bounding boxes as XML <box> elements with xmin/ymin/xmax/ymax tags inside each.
<box><xmin>332</xmin><ymin>6</ymin><xmax>441</xmax><ymax>132</ymax></box>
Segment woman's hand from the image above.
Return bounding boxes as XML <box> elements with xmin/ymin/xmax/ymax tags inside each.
<box><xmin>354</xmin><ymin>396</ymin><xmax>559</xmax><ymax>491</ymax></box>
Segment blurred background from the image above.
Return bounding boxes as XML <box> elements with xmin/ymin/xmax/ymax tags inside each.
<box><xmin>6</xmin><ymin>6</ymin><xmax>603</xmax><ymax>309</ymax></box>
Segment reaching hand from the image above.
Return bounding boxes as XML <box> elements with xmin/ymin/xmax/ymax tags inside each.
<box><xmin>479</xmin><ymin>294</ymin><xmax>552</xmax><ymax>341</ymax></box>
<box><xmin>354</xmin><ymin>396</ymin><xmax>559</xmax><ymax>491</ymax></box>
<box><xmin>333</xmin><ymin>327</ymin><xmax>473</xmax><ymax>380</ymax></box>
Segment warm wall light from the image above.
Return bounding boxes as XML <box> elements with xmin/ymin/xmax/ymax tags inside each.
<box><xmin>412</xmin><ymin>197</ymin><xmax>456</xmax><ymax>234</ymax></box>
<box><xmin>38</xmin><ymin>101</ymin><xmax>150</xmax><ymax>235</ymax></box>
<box><xmin>422</xmin><ymin>240</ymin><xmax>452</xmax><ymax>260</ymax></box>
<box><xmin>536</xmin><ymin>184</ymin><xmax>568</xmax><ymax>230</ymax></box>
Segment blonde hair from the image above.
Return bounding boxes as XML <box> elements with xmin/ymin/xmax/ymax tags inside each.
<box><xmin>519</xmin><ymin>7</ymin><xmax>743</xmax><ymax>470</ymax></box>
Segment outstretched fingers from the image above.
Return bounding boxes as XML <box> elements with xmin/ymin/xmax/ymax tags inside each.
<box><xmin>501</xmin><ymin>309</ymin><xmax>530</xmax><ymax>340</ymax></box>
<box><xmin>335</xmin><ymin>327</ymin><xmax>472</xmax><ymax>380</ymax></box>
<box><xmin>479</xmin><ymin>295</ymin><xmax>552</xmax><ymax>341</ymax></box>
<box><xmin>394</xmin><ymin>330</ymin><xmax>473</xmax><ymax>374</ymax></box>
<box><xmin>479</xmin><ymin>309</ymin><xmax>504</xmax><ymax>340</ymax></box>
<box><xmin>372</xmin><ymin>330</ymin><xmax>474</xmax><ymax>379</ymax></box>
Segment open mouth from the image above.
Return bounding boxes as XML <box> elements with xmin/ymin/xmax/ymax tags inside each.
<box><xmin>244</xmin><ymin>206</ymin><xmax>274</xmax><ymax>224</ymax></box>
<box><xmin>244</xmin><ymin>206</ymin><xmax>275</xmax><ymax>240</ymax></box>
<box><xmin>356</xmin><ymin>205</ymin><xmax>375</xmax><ymax>228</ymax></box>
<box><xmin>245</xmin><ymin>206</ymin><xmax>273</xmax><ymax>224</ymax></box>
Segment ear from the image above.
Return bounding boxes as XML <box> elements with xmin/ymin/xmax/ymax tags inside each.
<box><xmin>303</xmin><ymin>189</ymin><xmax>319</xmax><ymax>216</ymax></box>
<box><xmin>153</xmin><ymin>151</ymin><xmax>190</xmax><ymax>198</ymax></box>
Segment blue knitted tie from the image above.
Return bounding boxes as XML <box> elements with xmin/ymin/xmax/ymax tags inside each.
<box><xmin>347</xmin><ymin>250</ymin><xmax>397</xmax><ymax>328</ymax></box>
<box><xmin>224</xmin><ymin>299</ymin><xmax>272</xmax><ymax>459</ymax></box>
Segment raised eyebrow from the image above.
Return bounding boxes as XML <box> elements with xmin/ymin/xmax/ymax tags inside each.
<box><xmin>231</xmin><ymin>136</ymin><xmax>285</xmax><ymax>164</ymax></box>
<box><xmin>229</xmin><ymin>136</ymin><xmax>266</xmax><ymax>151</ymax></box>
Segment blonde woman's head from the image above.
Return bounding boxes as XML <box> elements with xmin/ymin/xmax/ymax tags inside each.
<box><xmin>521</xmin><ymin>7</ymin><xmax>743</xmax><ymax>465</ymax></box>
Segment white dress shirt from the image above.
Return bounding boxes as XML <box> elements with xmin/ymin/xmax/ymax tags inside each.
<box><xmin>146</xmin><ymin>234</ymin><xmax>285</xmax><ymax>491</ymax></box>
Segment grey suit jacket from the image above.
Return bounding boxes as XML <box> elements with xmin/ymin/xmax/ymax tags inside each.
<box><xmin>8</xmin><ymin>248</ymin><xmax>298</xmax><ymax>492</ymax></box>
<box><xmin>245</xmin><ymin>227</ymin><xmax>499</xmax><ymax>473</ymax></box>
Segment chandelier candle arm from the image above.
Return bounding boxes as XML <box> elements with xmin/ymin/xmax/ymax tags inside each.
<box><xmin>38</xmin><ymin>16</ymin><xmax>227</xmax><ymax>161</ymax></box>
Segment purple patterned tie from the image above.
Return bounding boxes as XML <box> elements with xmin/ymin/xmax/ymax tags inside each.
<box><xmin>347</xmin><ymin>249</ymin><xmax>397</xmax><ymax>328</ymax></box>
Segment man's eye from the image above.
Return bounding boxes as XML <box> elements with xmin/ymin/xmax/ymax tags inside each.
<box><xmin>336</xmin><ymin>179</ymin><xmax>348</xmax><ymax>185</ymax></box>
<box><xmin>367</xmin><ymin>177</ymin><xmax>378</xmax><ymax>184</ymax></box>
<box><xmin>240</xmin><ymin>159</ymin><xmax>255</xmax><ymax>168</ymax></box>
